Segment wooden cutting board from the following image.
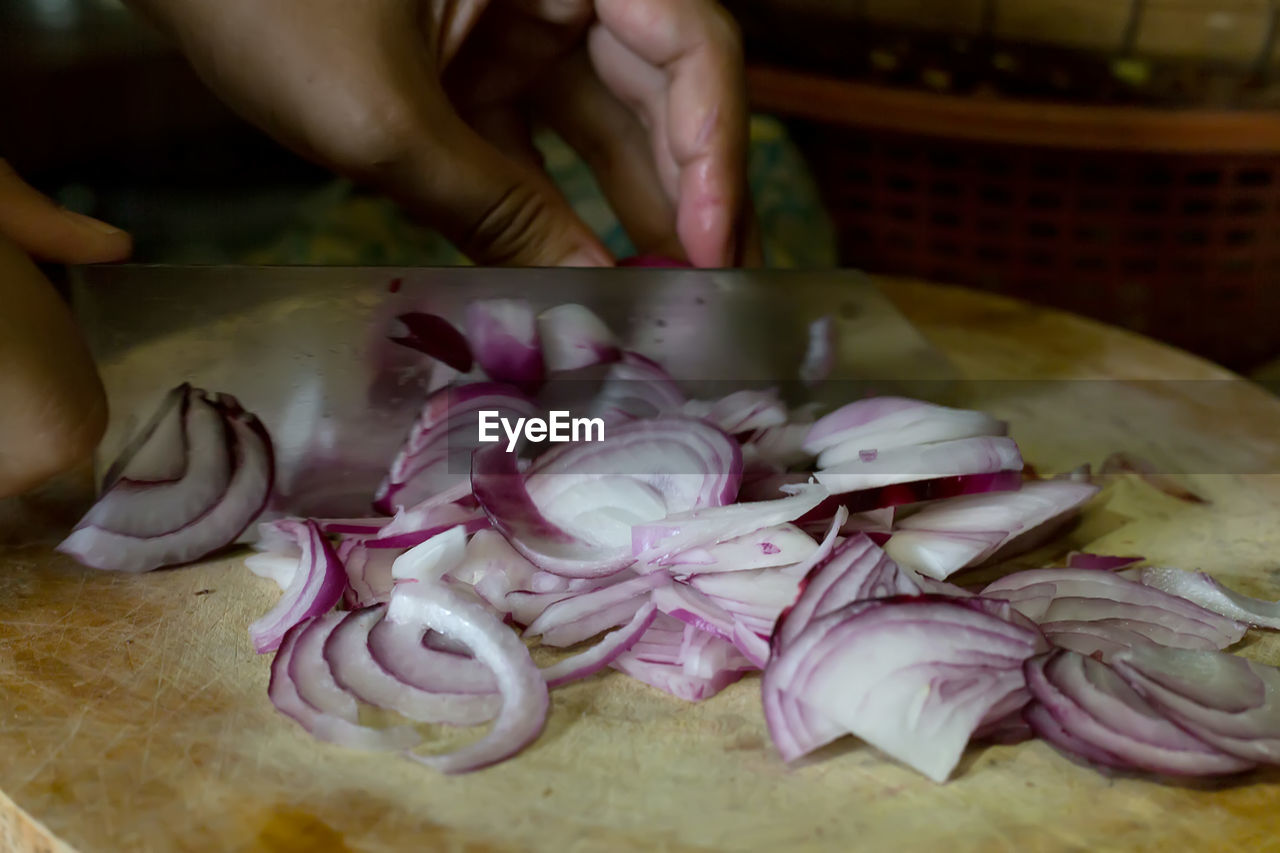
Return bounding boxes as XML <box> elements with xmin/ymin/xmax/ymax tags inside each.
<box><xmin>3</xmin><ymin>278</ymin><xmax>1280</xmax><ymax>853</ymax></box>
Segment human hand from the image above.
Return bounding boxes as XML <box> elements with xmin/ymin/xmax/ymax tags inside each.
<box><xmin>0</xmin><ymin>161</ymin><xmax>130</xmax><ymax>498</ymax></box>
<box><xmin>127</xmin><ymin>0</ymin><xmax>757</xmax><ymax>267</ymax></box>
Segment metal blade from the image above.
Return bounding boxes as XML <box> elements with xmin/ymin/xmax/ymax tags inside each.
<box><xmin>71</xmin><ymin>265</ymin><xmax>956</xmax><ymax>516</ymax></box>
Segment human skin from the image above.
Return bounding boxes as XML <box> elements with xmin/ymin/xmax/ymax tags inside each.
<box><xmin>125</xmin><ymin>0</ymin><xmax>759</xmax><ymax>267</ymax></box>
<box><xmin>2</xmin><ymin>0</ymin><xmax>755</xmax><ymax>496</ymax></box>
<box><xmin>0</xmin><ymin>162</ymin><xmax>130</xmax><ymax>498</ymax></box>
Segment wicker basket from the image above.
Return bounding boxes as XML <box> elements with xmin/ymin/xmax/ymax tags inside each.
<box><xmin>734</xmin><ymin>1</ymin><xmax>1280</xmax><ymax>370</ymax></box>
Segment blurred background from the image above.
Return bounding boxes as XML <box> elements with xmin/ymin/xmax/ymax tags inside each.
<box><xmin>5</xmin><ymin>0</ymin><xmax>1280</xmax><ymax>375</ymax></box>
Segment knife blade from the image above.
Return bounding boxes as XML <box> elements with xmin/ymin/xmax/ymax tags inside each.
<box><xmin>70</xmin><ymin>265</ymin><xmax>956</xmax><ymax>516</ymax></box>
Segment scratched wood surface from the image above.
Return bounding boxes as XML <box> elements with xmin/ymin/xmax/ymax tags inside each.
<box><xmin>3</xmin><ymin>278</ymin><xmax>1280</xmax><ymax>853</ymax></box>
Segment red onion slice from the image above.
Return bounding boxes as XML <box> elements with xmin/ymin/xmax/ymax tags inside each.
<box><xmin>60</xmin><ymin>392</ymin><xmax>275</xmax><ymax>573</ymax></box>
<box><xmin>815</xmin><ymin>436</ymin><xmax>1023</xmax><ymax>496</ymax></box>
<box><xmin>804</xmin><ymin>398</ymin><xmax>1007</xmax><ymax>464</ymax></box>
<box><xmin>324</xmin><ymin>606</ymin><xmax>500</xmax><ymax>725</ymax></box>
<box><xmin>542</xmin><ymin>603</ymin><xmax>658</xmax><ymax>688</ymax></box>
<box><xmin>610</xmin><ymin>646</ymin><xmax>749</xmax><ymax>702</ymax></box>
<box><xmin>1137</xmin><ymin>567</ymin><xmax>1280</xmax><ymax>630</ymax></box>
<box><xmin>1024</xmin><ymin>650</ymin><xmax>1254</xmax><ymax>775</ymax></box>
<box><xmin>464</xmin><ymin>298</ymin><xmax>545</xmax><ymax>391</ymax></box>
<box><xmin>248</xmin><ymin>520</ymin><xmax>347</xmax><ymax>653</ymax></box>
<box><xmin>536</xmin><ymin>303</ymin><xmax>621</xmax><ymax>372</ymax></box>
<box><xmin>1112</xmin><ymin>646</ymin><xmax>1280</xmax><ymax>764</ymax></box>
<box><xmin>388</xmin><ymin>312</ymin><xmax>474</xmax><ymax>372</ymax></box>
<box><xmin>474</xmin><ymin>418</ymin><xmax>741</xmax><ymax>578</ymax></box>
<box><xmin>631</xmin><ymin>484</ymin><xmax>825</xmax><ymax>565</ymax></box>
<box><xmin>772</xmin><ymin>534</ymin><xmax>921</xmax><ymax>654</ymax></box>
<box><xmin>525</xmin><ymin>572</ymin><xmax>667</xmax><ymax>646</ymax></box>
<box><xmin>374</xmin><ymin>382</ymin><xmax>538</xmax><ymax>513</ymax></box>
<box><xmin>366</xmin><ymin>616</ymin><xmax>498</xmax><ymax>695</ymax></box>
<box><xmin>588</xmin><ymin>352</ymin><xmax>686</xmax><ymax>422</ymax></box>
<box><xmin>78</xmin><ymin>393</ymin><xmax>231</xmax><ymax>537</ymax></box>
<box><xmin>983</xmin><ymin>569</ymin><xmax>1247</xmax><ymax>652</ymax></box>
<box><xmin>388</xmin><ymin>580</ymin><xmax>549</xmax><ymax>773</ymax></box>
<box><xmin>270</xmin><ymin>615</ymin><xmax>420</xmax><ymax>750</ymax></box>
<box><xmin>682</xmin><ymin>389</ymin><xmax>788</xmax><ymax>435</ymax></box>
<box><xmin>655</xmin><ymin>523</ymin><xmax>819</xmax><ymax>576</ymax></box>
<box><xmin>100</xmin><ymin>384</ymin><xmax>190</xmax><ymax>487</ymax></box>
<box><xmin>884</xmin><ymin>480</ymin><xmax>1099</xmax><ymax>580</ymax></box>
<box><xmin>764</xmin><ymin>596</ymin><xmax>1042</xmax><ymax>780</ymax></box>
<box><xmin>337</xmin><ymin>540</ymin><xmax>396</xmax><ymax>607</ymax></box>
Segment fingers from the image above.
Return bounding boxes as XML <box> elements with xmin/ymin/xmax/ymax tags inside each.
<box><xmin>367</xmin><ymin>91</ymin><xmax>613</xmax><ymax>267</ymax></box>
<box><xmin>534</xmin><ymin>49</ymin><xmax>684</xmax><ymax>260</ymax></box>
<box><xmin>0</xmin><ymin>161</ymin><xmax>132</xmax><ymax>265</ymax></box>
<box><xmin>593</xmin><ymin>0</ymin><xmax>749</xmax><ymax>267</ymax></box>
<box><xmin>0</xmin><ymin>236</ymin><xmax>106</xmax><ymax>497</ymax></box>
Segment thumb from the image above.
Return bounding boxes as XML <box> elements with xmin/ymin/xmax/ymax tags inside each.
<box><xmin>0</xmin><ymin>161</ymin><xmax>132</xmax><ymax>265</ymax></box>
<box><xmin>376</xmin><ymin>116</ymin><xmax>614</xmax><ymax>267</ymax></box>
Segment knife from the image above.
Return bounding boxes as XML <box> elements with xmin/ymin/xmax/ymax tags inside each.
<box><xmin>70</xmin><ymin>265</ymin><xmax>956</xmax><ymax>517</ymax></box>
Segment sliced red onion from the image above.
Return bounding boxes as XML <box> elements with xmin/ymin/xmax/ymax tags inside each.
<box><xmin>338</xmin><ymin>540</ymin><xmax>396</xmax><ymax>607</ymax></box>
<box><xmin>632</xmin><ymin>484</ymin><xmax>826</xmax><ymax>566</ymax></box>
<box><xmin>60</xmin><ymin>390</ymin><xmax>275</xmax><ymax>573</ymax></box>
<box><xmin>268</xmin><ymin>617</ymin><xmax>420</xmax><ymax>750</ymax></box>
<box><xmin>687</xmin><ymin>568</ymin><xmax>804</xmax><ymax>638</ymax></box>
<box><xmin>982</xmin><ymin>569</ymin><xmax>1247</xmax><ymax>652</ymax></box>
<box><xmin>588</xmin><ymin>352</ymin><xmax>686</xmax><ymax>422</ymax></box>
<box><xmin>799</xmin><ymin>315</ymin><xmax>835</xmax><ymax>386</ymax></box>
<box><xmin>1024</xmin><ymin>650</ymin><xmax>1254</xmax><ymax>775</ymax></box>
<box><xmin>680</xmin><ymin>626</ymin><xmax>754</xmax><ymax>678</ymax></box>
<box><xmin>1112</xmin><ymin>646</ymin><xmax>1280</xmax><ymax>764</ymax></box>
<box><xmin>536</xmin><ymin>303</ymin><xmax>621</xmax><ymax>372</ymax></box>
<box><xmin>743</xmin><ymin>422</ymin><xmax>814</xmax><ymax>471</ymax></box>
<box><xmin>1065</xmin><ymin>552</ymin><xmax>1143</xmax><ymax>571</ymax></box>
<box><xmin>387</xmin><ymin>565</ymin><xmax>549</xmax><ymax>773</ymax></box>
<box><xmin>245</xmin><ymin>552</ymin><xmax>301</xmax><ymax>591</ymax></box>
<box><xmin>525</xmin><ymin>572</ymin><xmax>667</xmax><ymax>646</ymax></box>
<box><xmin>475</xmin><ymin>418</ymin><xmax>741</xmax><ymax>577</ymax></box>
<box><xmin>99</xmin><ymin>383</ymin><xmax>189</xmax><ymax>488</ymax></box>
<box><xmin>1138</xmin><ymin>567</ymin><xmax>1280</xmax><ymax>630</ymax></box>
<box><xmin>884</xmin><ymin>480</ymin><xmax>1099</xmax><ymax>580</ymax></box>
<box><xmin>78</xmin><ymin>392</ymin><xmax>230</xmax><ymax>537</ymax></box>
<box><xmin>652</xmin><ymin>582</ymin><xmax>736</xmax><ymax>639</ymax></box>
<box><xmin>464</xmin><ymin>298</ymin><xmax>545</xmax><ymax>391</ymax></box>
<box><xmin>654</xmin><ymin>523</ymin><xmax>818</xmax><ymax>576</ymax></box>
<box><xmin>449</xmin><ymin>529</ymin><xmax>540</xmax><ymax>613</ymax></box>
<box><xmin>1100</xmin><ymin>452</ymin><xmax>1206</xmax><ymax>504</ymax></box>
<box><xmin>542</xmin><ymin>603</ymin><xmax>658</xmax><ymax>688</ymax></box>
<box><xmin>1022</xmin><ymin>702</ymin><xmax>1131</xmax><ymax>770</ymax></box>
<box><xmin>373</xmin><ymin>382</ymin><xmax>538</xmax><ymax>513</ymax></box>
<box><xmin>612</xmin><ymin>654</ymin><xmax>748</xmax><ymax>701</ymax></box>
<box><xmin>764</xmin><ymin>595</ymin><xmax>1042</xmax><ymax>780</ymax></box>
<box><xmin>682</xmin><ymin>389</ymin><xmax>788</xmax><ymax>435</ymax></box>
<box><xmin>732</xmin><ymin>621</ymin><xmax>772</xmax><ymax>667</ymax></box>
<box><xmin>324</xmin><ymin>606</ymin><xmax>500</xmax><ymax>725</ymax></box>
<box><xmin>814</xmin><ymin>436</ymin><xmax>1023</xmax><ymax>497</ymax></box>
<box><xmin>366</xmin><ymin>616</ymin><xmax>498</xmax><ymax>695</ymax></box>
<box><xmin>249</xmin><ymin>519</ymin><xmax>347</xmax><ymax>653</ymax></box>
<box><xmin>804</xmin><ymin>398</ymin><xmax>1007</xmax><ymax>465</ymax></box>
<box><xmin>388</xmin><ymin>311</ymin><xmax>474</xmax><ymax>372</ymax></box>
<box><xmin>1040</xmin><ymin>619</ymin><xmax>1161</xmax><ymax>657</ymax></box>
<box><xmin>772</xmin><ymin>534</ymin><xmax>921</xmax><ymax>654</ymax></box>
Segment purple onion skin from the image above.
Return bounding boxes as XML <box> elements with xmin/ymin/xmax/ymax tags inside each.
<box><xmin>389</xmin><ymin>312</ymin><xmax>474</xmax><ymax>372</ymax></box>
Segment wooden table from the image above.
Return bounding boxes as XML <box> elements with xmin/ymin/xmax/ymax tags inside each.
<box><xmin>3</xmin><ymin>279</ymin><xmax>1279</xmax><ymax>852</ymax></box>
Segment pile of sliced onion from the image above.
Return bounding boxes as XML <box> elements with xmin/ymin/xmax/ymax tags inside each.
<box><xmin>58</xmin><ymin>300</ymin><xmax>1280</xmax><ymax>782</ymax></box>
